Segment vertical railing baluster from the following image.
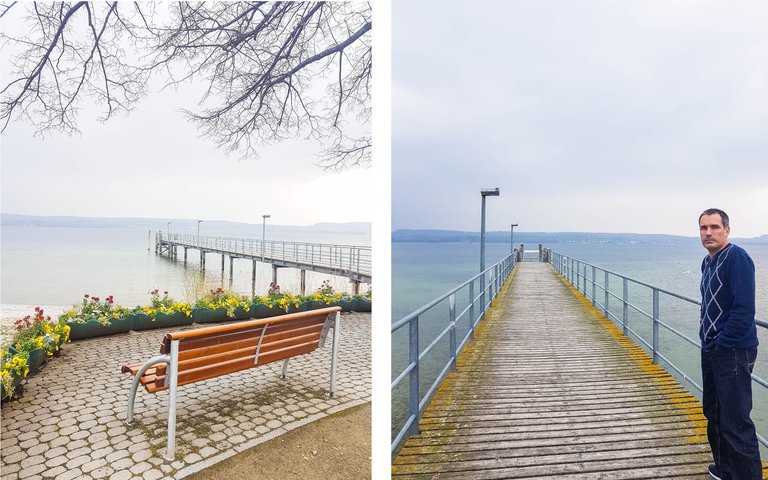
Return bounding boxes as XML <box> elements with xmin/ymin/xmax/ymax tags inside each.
<box><xmin>591</xmin><ymin>265</ymin><xmax>596</xmax><ymax>305</ymax></box>
<box><xmin>604</xmin><ymin>270</ymin><xmax>610</xmax><ymax>316</ymax></box>
<box><xmin>408</xmin><ymin>315</ymin><xmax>420</xmax><ymax>436</ymax></box>
<box><xmin>622</xmin><ymin>277</ymin><xmax>629</xmax><ymax>336</ymax></box>
<box><xmin>449</xmin><ymin>294</ymin><xmax>457</xmax><ymax>370</ymax></box>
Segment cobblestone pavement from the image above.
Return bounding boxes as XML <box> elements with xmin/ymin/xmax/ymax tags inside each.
<box><xmin>0</xmin><ymin>313</ymin><xmax>371</xmax><ymax>479</ymax></box>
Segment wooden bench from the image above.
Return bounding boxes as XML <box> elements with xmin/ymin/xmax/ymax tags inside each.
<box><xmin>121</xmin><ymin>306</ymin><xmax>341</xmax><ymax>460</ymax></box>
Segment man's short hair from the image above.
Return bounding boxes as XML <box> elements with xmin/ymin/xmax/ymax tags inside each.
<box><xmin>699</xmin><ymin>208</ymin><xmax>730</xmax><ymax>228</ymax></box>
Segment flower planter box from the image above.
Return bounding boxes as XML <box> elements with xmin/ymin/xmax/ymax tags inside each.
<box><xmin>355</xmin><ymin>298</ymin><xmax>372</xmax><ymax>312</ymax></box>
<box><xmin>192</xmin><ymin>307</ymin><xmax>229</xmax><ymax>324</ymax></box>
<box><xmin>132</xmin><ymin>312</ymin><xmax>191</xmax><ymax>330</ymax></box>
<box><xmin>299</xmin><ymin>300</ymin><xmax>326</xmax><ymax>312</ymax></box>
<box><xmin>157</xmin><ymin>311</ymin><xmax>193</xmax><ymax>328</ymax></box>
<box><xmin>251</xmin><ymin>304</ymin><xmax>285</xmax><ymax>319</ymax></box>
<box><xmin>67</xmin><ymin>317</ymin><xmax>132</xmax><ymax>340</ymax></box>
<box><xmin>233</xmin><ymin>306</ymin><xmax>253</xmax><ymax>320</ymax></box>
<box><xmin>333</xmin><ymin>298</ymin><xmax>357</xmax><ymax>313</ymax></box>
<box><xmin>26</xmin><ymin>348</ymin><xmax>47</xmax><ymax>373</ymax></box>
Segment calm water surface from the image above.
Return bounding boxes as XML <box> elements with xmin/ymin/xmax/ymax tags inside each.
<box><xmin>1</xmin><ymin>226</ymin><xmax>370</xmax><ymax>319</ymax></box>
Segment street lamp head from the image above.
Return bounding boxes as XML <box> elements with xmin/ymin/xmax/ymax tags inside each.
<box><xmin>480</xmin><ymin>188</ymin><xmax>500</xmax><ymax>197</ymax></box>
<box><xmin>511</xmin><ymin>223</ymin><xmax>518</xmax><ymax>227</ymax></box>
<box><xmin>263</xmin><ymin>214</ymin><xmax>271</xmax><ymax>219</ymax></box>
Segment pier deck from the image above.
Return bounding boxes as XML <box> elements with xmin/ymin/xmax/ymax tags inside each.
<box><xmin>393</xmin><ymin>262</ymin><xmax>745</xmax><ymax>479</ymax></box>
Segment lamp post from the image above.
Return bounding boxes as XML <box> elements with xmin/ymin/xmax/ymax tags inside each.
<box><xmin>197</xmin><ymin>220</ymin><xmax>203</xmax><ymax>240</ymax></box>
<box><xmin>167</xmin><ymin>222</ymin><xmax>170</xmax><ymax>239</ymax></box>
<box><xmin>262</xmin><ymin>214</ymin><xmax>270</xmax><ymax>261</ymax></box>
<box><xmin>480</xmin><ymin>188</ymin><xmax>499</xmax><ymax>315</ymax></box>
<box><xmin>510</xmin><ymin>223</ymin><xmax>518</xmax><ymax>255</ymax></box>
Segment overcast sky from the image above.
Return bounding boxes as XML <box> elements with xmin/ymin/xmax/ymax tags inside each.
<box><xmin>392</xmin><ymin>0</ymin><xmax>768</xmax><ymax>238</ymax></box>
<box><xmin>0</xmin><ymin>9</ymin><xmax>371</xmax><ymax>227</ymax></box>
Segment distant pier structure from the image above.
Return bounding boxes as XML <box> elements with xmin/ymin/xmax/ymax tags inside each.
<box><xmin>155</xmin><ymin>233</ymin><xmax>371</xmax><ymax>295</ymax></box>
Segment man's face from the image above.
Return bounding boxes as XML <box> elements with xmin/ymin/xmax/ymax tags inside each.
<box><xmin>699</xmin><ymin>213</ymin><xmax>730</xmax><ymax>255</ymax></box>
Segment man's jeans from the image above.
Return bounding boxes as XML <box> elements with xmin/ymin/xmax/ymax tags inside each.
<box><xmin>701</xmin><ymin>347</ymin><xmax>762</xmax><ymax>480</ymax></box>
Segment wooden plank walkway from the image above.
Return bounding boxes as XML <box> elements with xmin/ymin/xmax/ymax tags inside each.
<box><xmin>393</xmin><ymin>262</ymin><xmax>737</xmax><ymax>479</ymax></box>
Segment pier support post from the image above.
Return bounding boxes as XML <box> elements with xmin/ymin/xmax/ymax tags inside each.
<box><xmin>229</xmin><ymin>256</ymin><xmax>234</xmax><ymax>288</ymax></box>
<box><xmin>252</xmin><ymin>260</ymin><xmax>256</xmax><ymax>297</ymax></box>
<box><xmin>183</xmin><ymin>248</ymin><xmax>187</xmax><ymax>264</ymax></box>
<box><xmin>352</xmin><ymin>280</ymin><xmax>360</xmax><ymax>295</ymax></box>
<box><xmin>272</xmin><ymin>265</ymin><xmax>278</xmax><ymax>285</ymax></box>
<box><xmin>300</xmin><ymin>270</ymin><xmax>306</xmax><ymax>296</ymax></box>
<box><xmin>200</xmin><ymin>251</ymin><xmax>206</xmax><ymax>271</ymax></box>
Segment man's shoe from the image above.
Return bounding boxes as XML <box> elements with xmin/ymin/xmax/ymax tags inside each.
<box><xmin>708</xmin><ymin>464</ymin><xmax>723</xmax><ymax>480</ymax></box>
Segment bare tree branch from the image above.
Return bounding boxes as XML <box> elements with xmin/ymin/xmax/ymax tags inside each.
<box><xmin>1</xmin><ymin>2</ymin><xmax>371</xmax><ymax>169</ymax></box>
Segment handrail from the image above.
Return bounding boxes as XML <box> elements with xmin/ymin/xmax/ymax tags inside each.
<box><xmin>547</xmin><ymin>249</ymin><xmax>768</xmax><ymax>450</ymax></box>
<box><xmin>157</xmin><ymin>232</ymin><xmax>371</xmax><ymax>277</ymax></box>
<box><xmin>391</xmin><ymin>252</ymin><xmax>517</xmax><ymax>453</ymax></box>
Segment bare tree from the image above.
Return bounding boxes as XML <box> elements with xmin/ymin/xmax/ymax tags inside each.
<box><xmin>0</xmin><ymin>2</ymin><xmax>371</xmax><ymax>169</ymax></box>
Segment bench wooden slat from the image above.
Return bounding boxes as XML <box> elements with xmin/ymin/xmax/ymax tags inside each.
<box><xmin>161</xmin><ymin>307</ymin><xmax>339</xmax><ymax>342</ymax></box>
<box><xmin>171</xmin><ymin>322</ymin><xmax>324</xmax><ymax>359</ymax></box>
<box><xmin>151</xmin><ymin>341</ymin><xmax>319</xmax><ymax>390</ymax></box>
<box><xmin>150</xmin><ymin>330</ymin><xmax>324</xmax><ymax>378</ymax></box>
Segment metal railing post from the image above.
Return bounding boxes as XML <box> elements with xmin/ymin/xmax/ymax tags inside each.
<box><xmin>469</xmin><ymin>281</ymin><xmax>476</xmax><ymax>336</ymax></box>
<box><xmin>622</xmin><ymin>277</ymin><xmax>629</xmax><ymax>336</ymax></box>
<box><xmin>408</xmin><ymin>316</ymin><xmax>420</xmax><ymax>437</ymax></box>
<box><xmin>449</xmin><ymin>294</ymin><xmax>457</xmax><ymax>370</ymax></box>
<box><xmin>591</xmin><ymin>265</ymin><xmax>596</xmax><ymax>305</ymax></box>
<box><xmin>604</xmin><ymin>270</ymin><xmax>609</xmax><ymax>316</ymax></box>
<box><xmin>576</xmin><ymin>260</ymin><xmax>581</xmax><ymax>291</ymax></box>
<box><xmin>652</xmin><ymin>289</ymin><xmax>660</xmax><ymax>364</ymax></box>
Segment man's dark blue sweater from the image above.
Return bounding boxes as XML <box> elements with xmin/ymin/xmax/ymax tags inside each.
<box><xmin>699</xmin><ymin>243</ymin><xmax>758</xmax><ymax>351</ymax></box>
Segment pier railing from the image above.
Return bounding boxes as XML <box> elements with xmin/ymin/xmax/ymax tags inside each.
<box><xmin>160</xmin><ymin>233</ymin><xmax>371</xmax><ymax>279</ymax></box>
<box><xmin>391</xmin><ymin>253</ymin><xmax>517</xmax><ymax>453</ymax></box>
<box><xmin>548</xmin><ymin>249</ymin><xmax>768</xmax><ymax>450</ymax></box>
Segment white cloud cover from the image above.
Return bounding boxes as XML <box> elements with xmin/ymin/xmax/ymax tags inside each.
<box><xmin>392</xmin><ymin>0</ymin><xmax>768</xmax><ymax>237</ymax></box>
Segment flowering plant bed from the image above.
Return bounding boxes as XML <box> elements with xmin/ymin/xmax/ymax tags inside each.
<box><xmin>3</xmin><ymin>308</ymin><xmax>71</xmax><ymax>401</ymax></box>
<box><xmin>1</xmin><ymin>347</ymin><xmax>29</xmax><ymax>401</ymax></box>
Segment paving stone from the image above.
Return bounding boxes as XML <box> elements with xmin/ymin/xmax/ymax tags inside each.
<box><xmin>142</xmin><ymin>469</ymin><xmax>164</xmax><ymax>480</ymax></box>
<box><xmin>81</xmin><ymin>458</ymin><xmax>108</xmax><ymax>473</ymax></box>
<box><xmin>108</xmin><ymin>470</ymin><xmax>133</xmax><ymax>480</ymax></box>
<box><xmin>66</xmin><ymin>454</ymin><xmax>90</xmax><ymax>469</ymax></box>
<box><xmin>198</xmin><ymin>446</ymin><xmax>218</xmax><ymax>458</ymax></box>
<box><xmin>129</xmin><ymin>462</ymin><xmax>151</xmax><ymax>475</ymax></box>
<box><xmin>55</xmin><ymin>468</ymin><xmax>84</xmax><ymax>480</ymax></box>
<box><xmin>43</xmin><ymin>446</ymin><xmax>68</xmax><ymax>459</ymax></box>
<box><xmin>44</xmin><ymin>455</ymin><xmax>68</xmax><ymax>468</ymax></box>
<box><xmin>131</xmin><ymin>449</ymin><xmax>152</xmax><ymax>463</ymax></box>
<box><xmin>41</xmin><ymin>465</ymin><xmax>67</xmax><ymax>478</ymax></box>
<box><xmin>18</xmin><ymin>462</ymin><xmax>46</xmax><ymax>478</ymax></box>
<box><xmin>2</xmin><ymin>451</ymin><xmax>27</xmax><ymax>464</ymax></box>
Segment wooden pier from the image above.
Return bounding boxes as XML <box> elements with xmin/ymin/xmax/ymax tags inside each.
<box><xmin>392</xmin><ymin>263</ymin><xmax>768</xmax><ymax>479</ymax></box>
<box><xmin>156</xmin><ymin>233</ymin><xmax>371</xmax><ymax>294</ymax></box>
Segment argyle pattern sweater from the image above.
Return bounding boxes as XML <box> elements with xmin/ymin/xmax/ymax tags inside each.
<box><xmin>699</xmin><ymin>243</ymin><xmax>758</xmax><ymax>351</ymax></box>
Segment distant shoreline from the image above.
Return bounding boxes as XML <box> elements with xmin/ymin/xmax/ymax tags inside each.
<box><xmin>392</xmin><ymin>230</ymin><xmax>768</xmax><ymax>245</ymax></box>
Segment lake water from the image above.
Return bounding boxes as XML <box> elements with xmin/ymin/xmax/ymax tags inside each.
<box><xmin>1</xmin><ymin>226</ymin><xmax>370</xmax><ymax>324</ymax></box>
<box><xmin>392</xmin><ymin>241</ymin><xmax>768</xmax><ymax>454</ymax></box>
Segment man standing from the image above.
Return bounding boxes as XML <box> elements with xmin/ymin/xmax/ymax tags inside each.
<box><xmin>699</xmin><ymin>208</ymin><xmax>761</xmax><ymax>480</ymax></box>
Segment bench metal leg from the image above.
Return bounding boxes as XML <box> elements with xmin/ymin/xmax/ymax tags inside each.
<box><xmin>164</xmin><ymin>340</ymin><xmax>180</xmax><ymax>461</ymax></box>
<box><xmin>329</xmin><ymin>311</ymin><xmax>340</xmax><ymax>397</ymax></box>
<box><xmin>280</xmin><ymin>359</ymin><xmax>289</xmax><ymax>380</ymax></box>
<box><xmin>126</xmin><ymin>355</ymin><xmax>170</xmax><ymax>426</ymax></box>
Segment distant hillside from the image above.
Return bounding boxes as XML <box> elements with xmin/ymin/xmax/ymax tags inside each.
<box><xmin>1</xmin><ymin>213</ymin><xmax>370</xmax><ymax>240</ymax></box>
<box><xmin>392</xmin><ymin>229</ymin><xmax>768</xmax><ymax>245</ymax></box>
